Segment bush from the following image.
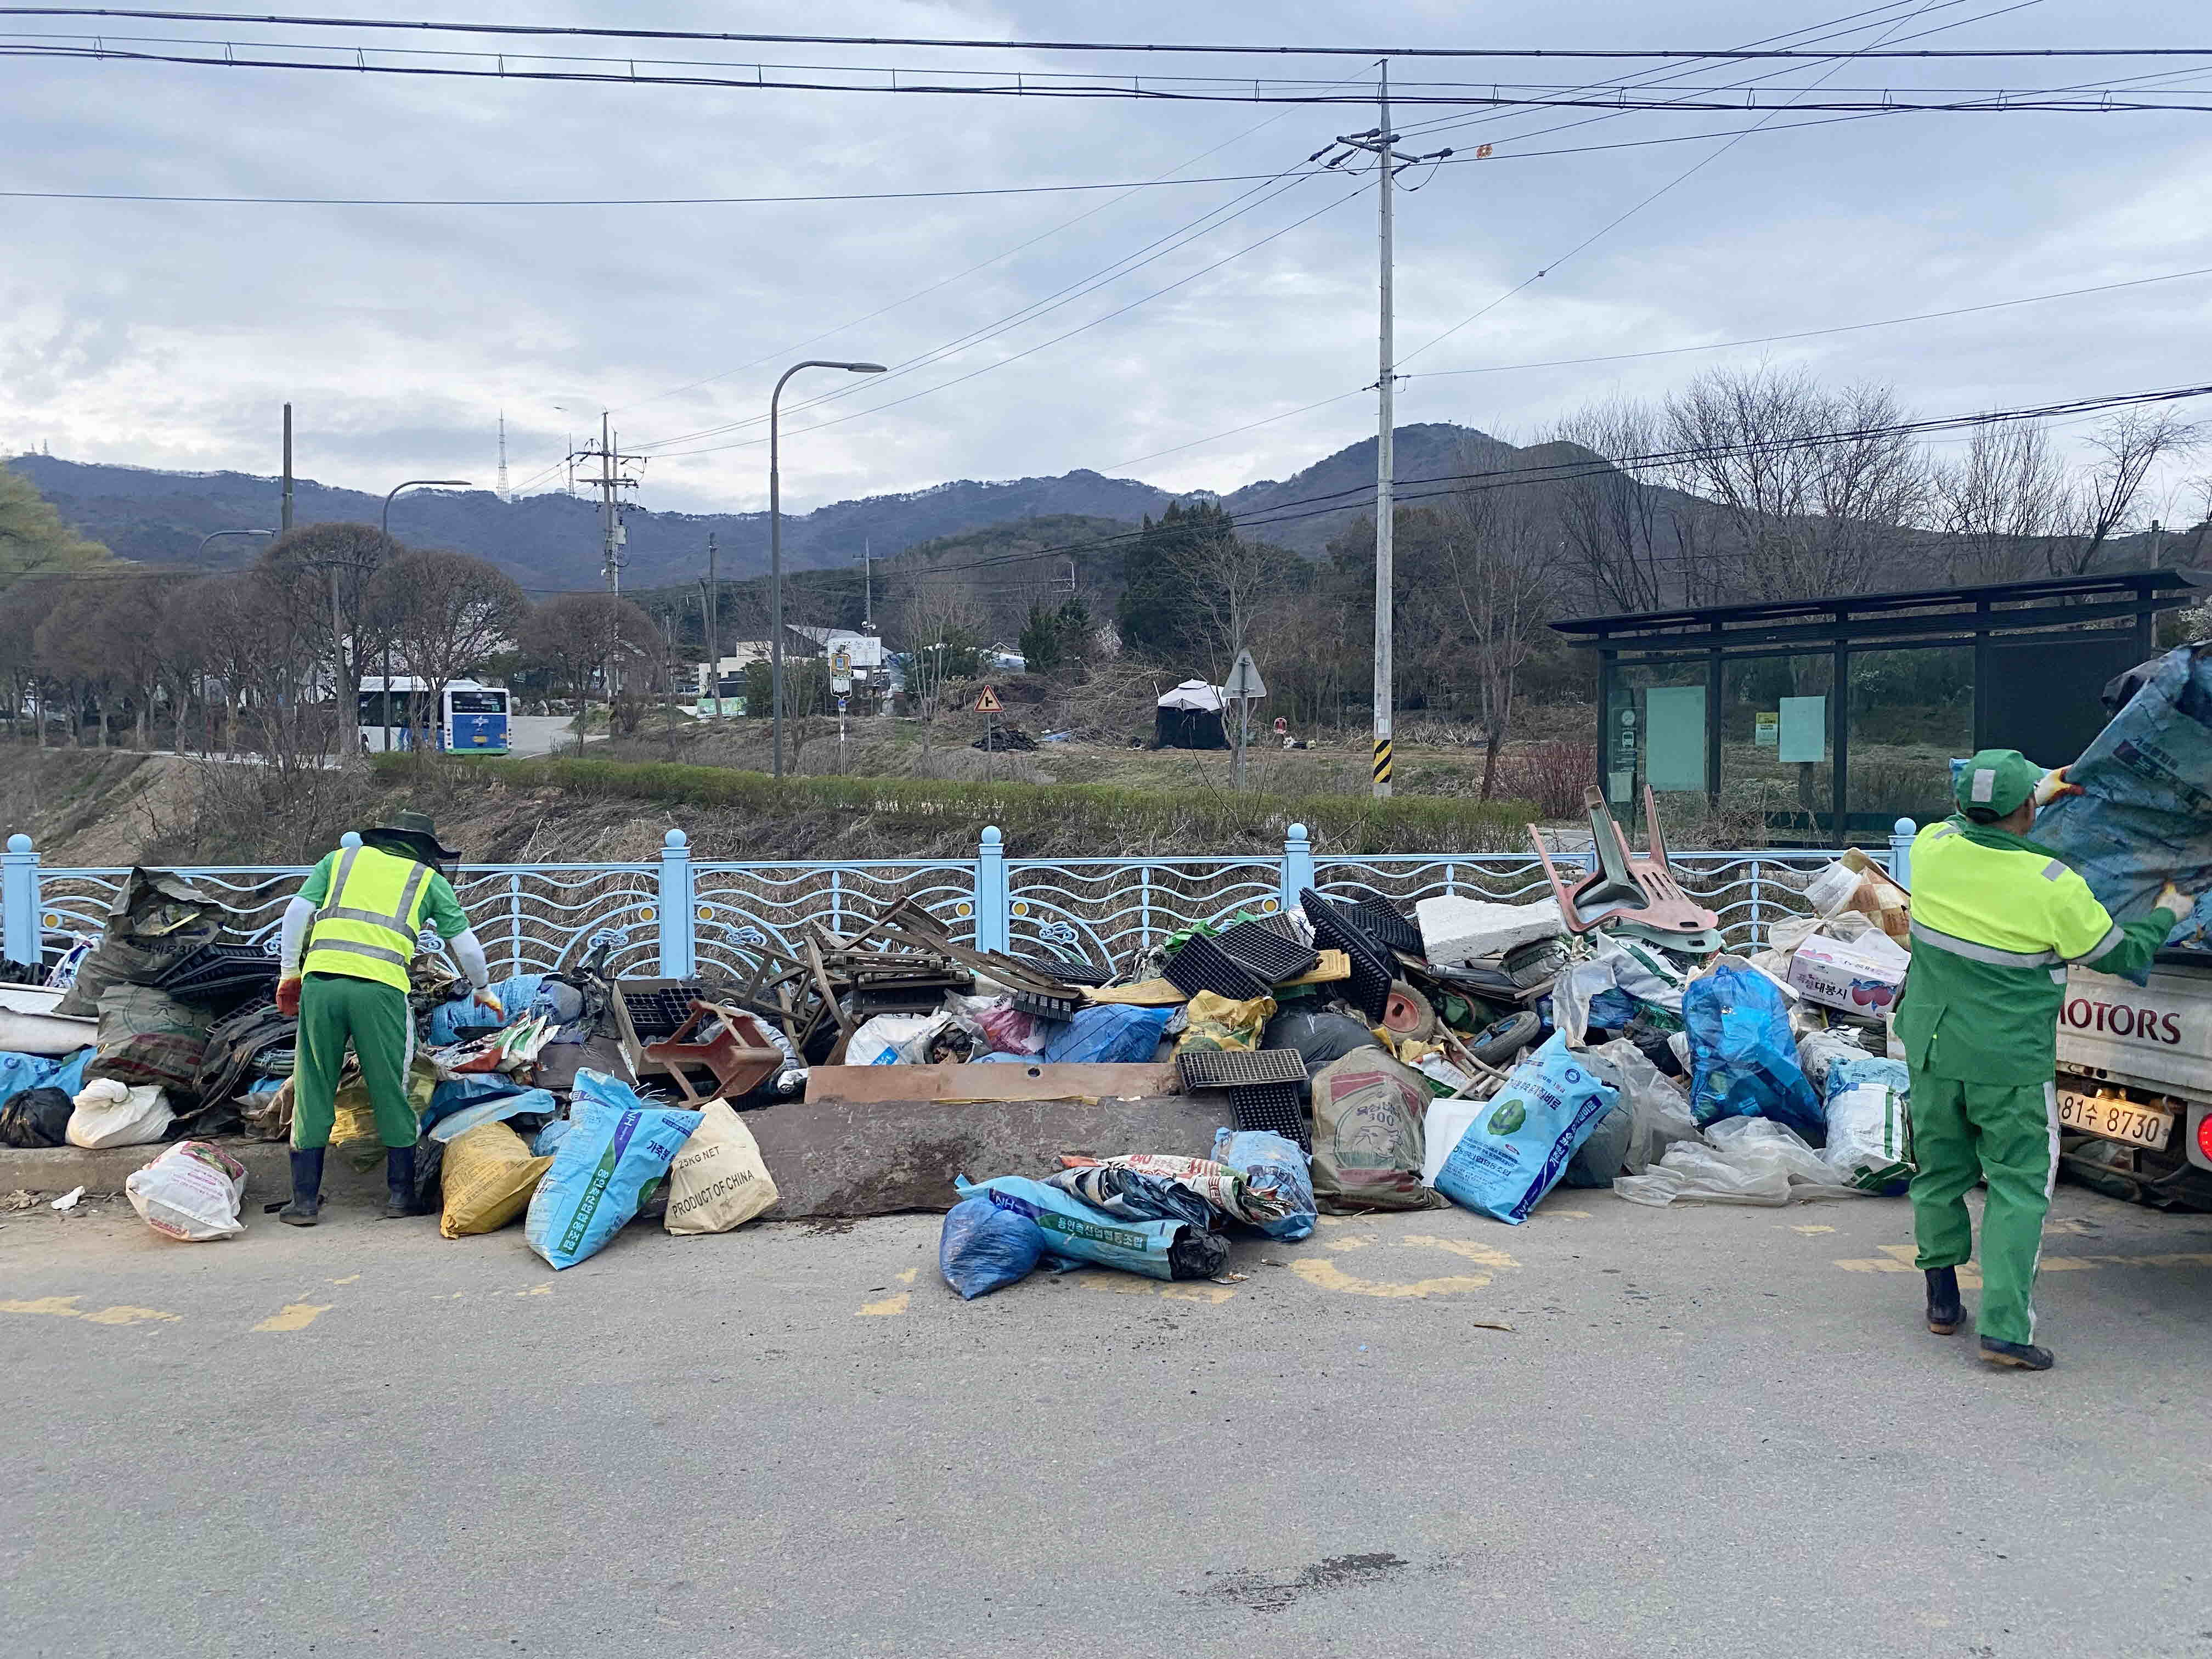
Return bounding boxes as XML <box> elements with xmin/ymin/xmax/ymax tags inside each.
<box><xmin>402</xmin><ymin>755</ymin><xmax>1541</xmax><ymax>855</ymax></box>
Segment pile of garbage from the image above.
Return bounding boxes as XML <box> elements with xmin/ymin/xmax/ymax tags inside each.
<box><xmin>0</xmin><ymin>789</ymin><xmax>1927</xmax><ymax>1260</ymax></box>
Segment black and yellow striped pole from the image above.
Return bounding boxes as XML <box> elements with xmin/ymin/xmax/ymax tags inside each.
<box><xmin>1372</xmin><ymin>733</ymin><xmax>1393</xmax><ymax>790</ymax></box>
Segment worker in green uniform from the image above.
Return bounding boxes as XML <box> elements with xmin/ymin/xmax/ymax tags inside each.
<box><xmin>1895</xmin><ymin>749</ymin><xmax>2196</xmax><ymax>1370</ymax></box>
<box><xmin>273</xmin><ymin>811</ymin><xmax>503</xmax><ymax>1226</ymax></box>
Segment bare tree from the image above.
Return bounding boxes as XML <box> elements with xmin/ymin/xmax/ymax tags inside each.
<box><xmin>364</xmin><ymin>548</ymin><xmax>527</xmax><ymax>755</ymax></box>
<box><xmin>1664</xmin><ymin>365</ymin><xmax>1927</xmax><ymax>600</ymax></box>
<box><xmin>0</xmin><ymin>578</ymin><xmax>64</xmax><ymax>744</ymax></box>
<box><xmin>1544</xmin><ymin>397</ymin><xmax>1669</xmax><ymax>613</ymax></box>
<box><xmin>1168</xmin><ymin>527</ymin><xmax>1284</xmax><ymax>687</ymax></box>
<box><xmin>518</xmin><ymin>592</ymin><xmax>659</xmax><ymax>752</ymax></box>
<box><xmin>1436</xmin><ymin>467</ymin><xmax>1558</xmax><ymax>799</ymax></box>
<box><xmin>265</xmin><ymin>522</ymin><xmax>392</xmax><ymax>755</ymax></box>
<box><xmin>1932</xmin><ymin>421</ymin><xmax>2067</xmax><ymax>583</ymax></box>
<box><xmin>2049</xmin><ymin>408</ymin><xmax>2203</xmax><ymax>574</ymax></box>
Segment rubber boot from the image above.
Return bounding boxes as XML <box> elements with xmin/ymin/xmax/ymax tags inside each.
<box><xmin>382</xmin><ymin>1144</ymin><xmax>416</xmax><ymax>1219</ymax></box>
<box><xmin>279</xmin><ymin>1147</ymin><xmax>325</xmax><ymax>1227</ymax></box>
<box><xmin>1925</xmin><ymin>1267</ymin><xmax>1963</xmax><ymax>1335</ymax></box>
<box><xmin>1980</xmin><ymin>1336</ymin><xmax>2055</xmax><ymax>1371</ymax></box>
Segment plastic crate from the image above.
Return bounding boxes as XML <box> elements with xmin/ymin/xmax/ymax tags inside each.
<box><xmin>1214</xmin><ymin>920</ymin><xmax>1319</xmax><ymax>985</ymax></box>
<box><xmin>1017</xmin><ymin>951</ymin><xmax>1114</xmax><ymax>988</ymax></box>
<box><xmin>1161</xmin><ymin>934</ymin><xmax>1271</xmax><ymax>1002</ymax></box>
<box><xmin>620</xmin><ymin>985</ymin><xmax>711</xmax><ymax>1040</ymax></box>
<box><xmin>1008</xmin><ymin>987</ymin><xmax>1081</xmax><ymax>1022</ymax></box>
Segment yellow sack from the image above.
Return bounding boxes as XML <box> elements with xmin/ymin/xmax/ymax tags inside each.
<box><xmin>334</xmin><ymin>1055</ymin><xmax>442</xmax><ymax>1172</ymax></box>
<box><xmin>439</xmin><ymin>1121</ymin><xmax>554</xmax><ymax>1239</ymax></box>
<box><xmin>664</xmin><ymin>1099</ymin><xmax>779</xmax><ymax>1235</ymax></box>
<box><xmin>1175</xmin><ymin>991</ymin><xmax>1276</xmax><ymax>1056</ymax></box>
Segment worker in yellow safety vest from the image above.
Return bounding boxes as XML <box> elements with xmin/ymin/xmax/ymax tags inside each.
<box><xmin>273</xmin><ymin>811</ymin><xmax>502</xmax><ymax>1226</ymax></box>
<box><xmin>1894</xmin><ymin>749</ymin><xmax>2196</xmax><ymax>1370</ymax></box>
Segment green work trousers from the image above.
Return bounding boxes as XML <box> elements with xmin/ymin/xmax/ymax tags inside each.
<box><xmin>292</xmin><ymin>971</ymin><xmax>417</xmax><ymax>1151</ymax></box>
<box><xmin>1907</xmin><ymin>1070</ymin><xmax>2059</xmax><ymax>1346</ymax></box>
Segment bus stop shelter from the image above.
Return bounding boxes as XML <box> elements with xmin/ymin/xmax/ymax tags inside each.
<box><xmin>1551</xmin><ymin>571</ymin><xmax>2199</xmax><ymax>844</ymax></box>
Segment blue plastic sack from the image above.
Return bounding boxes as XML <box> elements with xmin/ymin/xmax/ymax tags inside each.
<box><xmin>1682</xmin><ymin>963</ymin><xmax>1824</xmax><ymax>1143</ymax></box>
<box><xmin>45</xmin><ymin>1048</ymin><xmax>93</xmax><ymax>1099</ymax></box>
<box><xmin>1211</xmin><ymin>1127</ymin><xmax>1316</xmax><ymax>1241</ymax></box>
<box><xmin>938</xmin><ymin>1196</ymin><xmax>1047</xmax><ymax>1299</ymax></box>
<box><xmin>532</xmin><ymin>1118</ymin><xmax>571</xmax><ymax>1158</ymax></box>
<box><xmin>0</xmin><ymin>1051</ymin><xmax>53</xmax><ymax>1101</ymax></box>
<box><xmin>1434</xmin><ymin>1034</ymin><xmax>1620</xmax><ymax>1224</ymax></box>
<box><xmin>427</xmin><ymin>973</ymin><xmax>551</xmax><ymax>1046</ymax></box>
<box><xmin>424</xmin><ymin>1074</ymin><xmax>532</xmax><ymax>1130</ymax></box>
<box><xmin>430</xmin><ymin>1087</ymin><xmax>558</xmax><ymax>1144</ymax></box>
<box><xmin>953</xmin><ymin>1175</ymin><xmax>1225</xmax><ymax>1280</ymax></box>
<box><xmin>523</xmin><ymin>1071</ymin><xmax>701</xmax><ymax>1270</ymax></box>
<box><xmin>1035</xmin><ymin>1005</ymin><xmax>1173</xmax><ymax>1065</ymax></box>
<box><xmin>2028</xmin><ymin>644</ymin><xmax>2212</xmax><ymax>982</ymax></box>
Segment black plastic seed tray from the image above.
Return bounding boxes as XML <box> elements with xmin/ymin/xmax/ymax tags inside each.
<box><xmin>1161</xmin><ymin>934</ymin><xmax>1271</xmax><ymax>1002</ymax></box>
<box><xmin>1176</xmin><ymin>1046</ymin><xmax>1307</xmax><ymax>1090</ymax></box>
<box><xmin>1228</xmin><ymin>1085</ymin><xmax>1309</xmax><ymax>1150</ymax></box>
<box><xmin>153</xmin><ymin>943</ymin><xmax>280</xmax><ymax>990</ymax></box>
<box><xmin>1018</xmin><ymin>951</ymin><xmax>1114</xmax><ymax>987</ymax></box>
<box><xmin>1299</xmin><ymin>890</ymin><xmax>1395</xmax><ymax>1021</ymax></box>
<box><xmin>1008</xmin><ymin>987</ymin><xmax>1081</xmax><ymax>1022</ymax></box>
<box><xmin>620</xmin><ymin>985</ymin><xmax>710</xmax><ymax>1040</ymax></box>
<box><xmin>1214</xmin><ymin>920</ymin><xmax>1319</xmax><ymax>985</ymax></box>
<box><xmin>1349</xmin><ymin>899</ymin><xmax>1423</xmax><ymax>958</ymax></box>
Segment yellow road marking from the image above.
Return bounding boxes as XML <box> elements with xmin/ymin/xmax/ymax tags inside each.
<box><xmin>1324</xmin><ymin>1234</ymin><xmax>1375</xmax><ymax>1251</ymax></box>
<box><xmin>330</xmin><ymin>1274</ymin><xmax>362</xmax><ymax>1285</ymax></box>
<box><xmin>81</xmin><ymin>1305</ymin><xmax>179</xmax><ymax>1325</ymax></box>
<box><xmin>1401</xmin><ymin>1234</ymin><xmax>1521</xmax><ymax>1269</ymax></box>
<box><xmin>1291</xmin><ymin>1233</ymin><xmax>1522</xmax><ymax>1300</ymax></box>
<box><xmin>0</xmin><ymin>1295</ymin><xmax>88</xmax><ymax>1317</ymax></box>
<box><xmin>1534</xmin><ymin>1209</ymin><xmax>1592</xmax><ymax>1220</ymax></box>
<box><xmin>1070</xmin><ymin>1273</ymin><xmax>1237</xmax><ymax>1303</ymax></box>
<box><xmin>895</xmin><ymin>1268</ymin><xmax>919</xmax><ymax>1285</ymax></box>
<box><xmin>253</xmin><ymin>1303</ymin><xmax>332</xmax><ymax>1333</ymax></box>
<box><xmin>514</xmin><ymin>1283</ymin><xmax>551</xmax><ymax>1296</ymax></box>
<box><xmin>857</xmin><ymin>1292</ymin><xmax>911</xmax><ymax>1317</ymax></box>
<box><xmin>1791</xmin><ymin>1225</ymin><xmax>1836</xmax><ymax>1235</ymax></box>
<box><xmin>1</xmin><ymin>1295</ymin><xmax>180</xmax><ymax>1325</ymax></box>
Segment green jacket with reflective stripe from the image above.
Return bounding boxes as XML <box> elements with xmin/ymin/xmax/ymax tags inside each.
<box><xmin>1893</xmin><ymin>815</ymin><xmax>2178</xmax><ymax>1084</ymax></box>
<box><xmin>301</xmin><ymin>844</ymin><xmax>439</xmax><ymax>992</ymax></box>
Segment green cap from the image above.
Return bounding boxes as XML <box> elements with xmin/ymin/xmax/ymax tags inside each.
<box><xmin>1954</xmin><ymin>748</ymin><xmax>2041</xmax><ymax>817</ymax></box>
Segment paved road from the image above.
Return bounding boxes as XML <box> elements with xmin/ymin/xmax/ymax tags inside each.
<box><xmin>4</xmin><ymin>1180</ymin><xmax>2208</xmax><ymax>1659</ymax></box>
<box><xmin>505</xmin><ymin>714</ymin><xmax>585</xmax><ymax>758</ymax></box>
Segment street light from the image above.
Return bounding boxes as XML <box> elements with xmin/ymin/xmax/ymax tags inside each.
<box><xmin>197</xmin><ymin>527</ymin><xmax>275</xmax><ymax>561</ymax></box>
<box><xmin>770</xmin><ymin>359</ymin><xmax>884</xmax><ymax>779</ymax></box>
<box><xmin>376</xmin><ymin>478</ymin><xmax>472</xmax><ymax>755</ymax></box>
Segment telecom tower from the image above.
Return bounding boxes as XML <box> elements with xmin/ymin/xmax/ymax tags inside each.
<box><xmin>496</xmin><ymin>411</ymin><xmax>510</xmax><ymax>503</ymax></box>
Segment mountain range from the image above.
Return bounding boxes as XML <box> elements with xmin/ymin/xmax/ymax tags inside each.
<box><xmin>5</xmin><ymin>422</ymin><xmax>1519</xmax><ymax>592</ymax></box>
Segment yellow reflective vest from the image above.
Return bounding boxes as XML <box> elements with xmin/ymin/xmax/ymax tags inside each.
<box><xmin>302</xmin><ymin>844</ymin><xmax>436</xmax><ymax>992</ymax></box>
<box><xmin>1893</xmin><ymin>816</ymin><xmax>2175</xmax><ymax>1084</ymax></box>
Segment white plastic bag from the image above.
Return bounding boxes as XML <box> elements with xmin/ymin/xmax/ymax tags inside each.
<box><xmin>1421</xmin><ymin>1096</ymin><xmax>1487</xmax><ymax>1186</ymax></box>
<box><xmin>1612</xmin><ymin>1117</ymin><xmax>1866</xmax><ymax>1208</ymax></box>
<box><xmin>1821</xmin><ymin>1056</ymin><xmax>1915</xmax><ymax>1190</ymax></box>
<box><xmin>1587</xmin><ymin>1038</ymin><xmax>1699</xmax><ymax>1175</ymax></box>
<box><xmin>664</xmin><ymin>1099</ymin><xmax>779</xmax><ymax>1234</ymax></box>
<box><xmin>845</xmin><ymin>1013</ymin><xmax>936</xmax><ymax>1066</ymax></box>
<box><xmin>66</xmin><ymin>1077</ymin><xmax>173</xmax><ymax>1148</ymax></box>
<box><xmin>125</xmin><ymin>1140</ymin><xmax>246</xmax><ymax>1240</ymax></box>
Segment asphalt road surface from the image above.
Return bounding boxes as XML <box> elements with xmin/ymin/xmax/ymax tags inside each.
<box><xmin>5</xmin><ymin>1178</ymin><xmax>2208</xmax><ymax>1659</ymax></box>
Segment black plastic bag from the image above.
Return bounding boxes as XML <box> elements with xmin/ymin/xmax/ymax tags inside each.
<box><xmin>0</xmin><ymin>1087</ymin><xmax>73</xmax><ymax>1148</ymax></box>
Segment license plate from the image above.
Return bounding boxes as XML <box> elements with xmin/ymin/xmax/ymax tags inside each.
<box><xmin>2057</xmin><ymin>1088</ymin><xmax>2174</xmax><ymax>1150</ymax></box>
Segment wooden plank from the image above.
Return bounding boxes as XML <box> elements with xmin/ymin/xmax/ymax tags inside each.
<box><xmin>806</xmin><ymin>1062</ymin><xmax>1181</xmax><ymax>1104</ymax></box>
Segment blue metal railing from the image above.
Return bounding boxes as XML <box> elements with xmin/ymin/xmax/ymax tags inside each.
<box><xmin>0</xmin><ymin>819</ymin><xmax>1920</xmax><ymax>978</ymax></box>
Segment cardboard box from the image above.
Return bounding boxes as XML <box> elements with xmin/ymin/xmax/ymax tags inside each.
<box><xmin>1787</xmin><ymin>935</ymin><xmax>1908</xmax><ymax>1016</ymax></box>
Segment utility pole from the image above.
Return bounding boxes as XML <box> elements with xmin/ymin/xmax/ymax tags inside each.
<box><xmin>496</xmin><ymin>410</ymin><xmax>510</xmax><ymax>503</ymax></box>
<box><xmin>568</xmin><ymin>415</ymin><xmax>644</xmax><ymax>693</ymax></box>
<box><xmin>704</xmin><ymin>531</ymin><xmax>719</xmax><ymax>704</ymax></box>
<box><xmin>1328</xmin><ymin>65</ymin><xmax>1447</xmax><ymax>800</ymax></box>
<box><xmin>280</xmin><ymin>403</ymin><xmax>294</xmax><ymax>533</ymax></box>
<box><xmin>856</xmin><ymin>537</ymin><xmax>872</xmax><ymax>629</ymax></box>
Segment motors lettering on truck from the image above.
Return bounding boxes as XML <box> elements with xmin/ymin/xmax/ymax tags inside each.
<box><xmin>2061</xmin><ymin>996</ymin><xmax>2184</xmax><ymax>1045</ymax></box>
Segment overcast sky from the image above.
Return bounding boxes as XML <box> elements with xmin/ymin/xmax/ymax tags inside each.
<box><xmin>3</xmin><ymin>0</ymin><xmax>2208</xmax><ymax>520</ymax></box>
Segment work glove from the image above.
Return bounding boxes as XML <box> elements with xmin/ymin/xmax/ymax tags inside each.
<box><xmin>2032</xmin><ymin>766</ymin><xmax>2083</xmax><ymax>809</ymax></box>
<box><xmin>275</xmin><ymin>976</ymin><xmax>302</xmax><ymax>1019</ymax></box>
<box><xmin>2157</xmin><ymin>881</ymin><xmax>2200</xmax><ymax>917</ymax></box>
<box><xmin>472</xmin><ymin>988</ymin><xmax>506</xmax><ymax>1021</ymax></box>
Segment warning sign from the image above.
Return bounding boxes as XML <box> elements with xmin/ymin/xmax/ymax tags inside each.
<box><xmin>973</xmin><ymin>686</ymin><xmax>1003</xmax><ymax>713</ymax></box>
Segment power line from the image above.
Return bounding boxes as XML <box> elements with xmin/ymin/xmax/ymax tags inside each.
<box><xmin>3</xmin><ymin>10</ymin><xmax>2204</xmax><ymax>59</ymax></box>
<box><xmin>15</xmin><ymin>38</ymin><xmax>2212</xmax><ymax>107</ymax></box>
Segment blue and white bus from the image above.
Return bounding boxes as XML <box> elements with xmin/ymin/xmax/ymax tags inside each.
<box><xmin>358</xmin><ymin>677</ymin><xmax>510</xmax><ymax>755</ymax></box>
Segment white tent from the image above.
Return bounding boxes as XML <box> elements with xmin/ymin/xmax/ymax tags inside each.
<box><xmin>1156</xmin><ymin>679</ymin><xmax>1224</xmax><ymax>713</ymax></box>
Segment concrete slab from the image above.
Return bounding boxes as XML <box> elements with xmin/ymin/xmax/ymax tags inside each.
<box><xmin>744</xmin><ymin>1092</ymin><xmax>1231</xmax><ymax>1218</ymax></box>
<box><xmin>0</xmin><ymin>1136</ymin><xmax>385</xmax><ymax>1201</ymax></box>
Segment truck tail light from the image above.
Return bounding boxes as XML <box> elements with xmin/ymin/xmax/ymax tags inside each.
<box><xmin>2199</xmin><ymin>1113</ymin><xmax>2212</xmax><ymax>1163</ymax></box>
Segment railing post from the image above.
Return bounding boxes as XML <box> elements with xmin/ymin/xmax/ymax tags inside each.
<box><xmin>1888</xmin><ymin>817</ymin><xmax>1917</xmax><ymax>888</ymax></box>
<box><xmin>975</xmin><ymin>826</ymin><xmax>1010</xmax><ymax>951</ymax></box>
<box><xmin>3</xmin><ymin>834</ymin><xmax>40</xmax><ymax>967</ymax></box>
<box><xmin>658</xmin><ymin>828</ymin><xmax>694</xmax><ymax>977</ymax></box>
<box><xmin>1281</xmin><ymin>821</ymin><xmax>1315</xmax><ymax>910</ymax></box>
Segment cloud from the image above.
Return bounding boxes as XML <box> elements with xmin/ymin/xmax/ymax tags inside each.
<box><xmin>3</xmin><ymin>0</ymin><xmax>2208</xmax><ymax>512</ymax></box>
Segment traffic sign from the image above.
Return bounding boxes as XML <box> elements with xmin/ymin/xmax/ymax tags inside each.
<box><xmin>830</xmin><ymin>646</ymin><xmax>853</xmax><ymax>693</ymax></box>
<box><xmin>1223</xmin><ymin>649</ymin><xmax>1267</xmax><ymax>701</ymax></box>
<box><xmin>974</xmin><ymin>686</ymin><xmax>1003</xmax><ymax>713</ymax></box>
